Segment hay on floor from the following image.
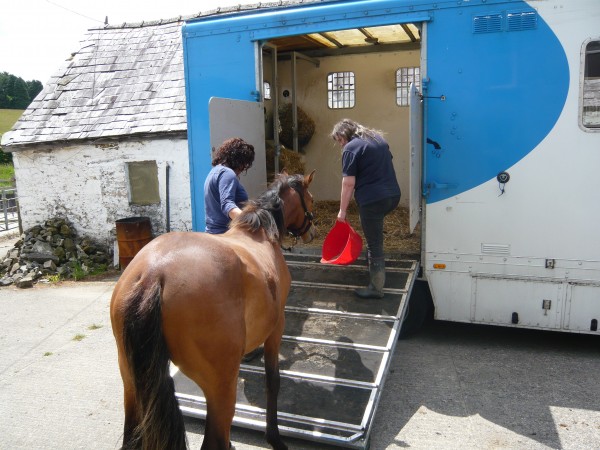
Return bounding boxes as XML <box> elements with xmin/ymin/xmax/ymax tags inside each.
<box><xmin>282</xmin><ymin>200</ymin><xmax>421</xmax><ymax>257</ymax></box>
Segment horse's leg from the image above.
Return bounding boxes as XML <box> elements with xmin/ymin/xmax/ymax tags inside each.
<box><xmin>263</xmin><ymin>333</ymin><xmax>288</xmax><ymax>450</ymax></box>
<box><xmin>197</xmin><ymin>367</ymin><xmax>239</xmax><ymax>450</ymax></box>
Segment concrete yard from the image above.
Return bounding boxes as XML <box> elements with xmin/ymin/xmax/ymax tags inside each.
<box><xmin>0</xmin><ymin>274</ymin><xmax>599</xmax><ymax>450</ymax></box>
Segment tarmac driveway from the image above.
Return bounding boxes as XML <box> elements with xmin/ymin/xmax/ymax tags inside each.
<box><xmin>0</xmin><ymin>278</ymin><xmax>599</xmax><ymax>450</ymax></box>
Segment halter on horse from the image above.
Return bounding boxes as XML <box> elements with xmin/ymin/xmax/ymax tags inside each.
<box><xmin>110</xmin><ymin>171</ymin><xmax>315</xmax><ymax>450</ymax></box>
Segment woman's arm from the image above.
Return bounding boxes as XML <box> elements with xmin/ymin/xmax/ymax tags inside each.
<box><xmin>228</xmin><ymin>207</ymin><xmax>243</xmax><ymax>220</ymax></box>
<box><xmin>338</xmin><ymin>175</ymin><xmax>356</xmax><ymax>222</ymax></box>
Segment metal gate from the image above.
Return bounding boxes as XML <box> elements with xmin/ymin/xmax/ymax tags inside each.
<box><xmin>173</xmin><ymin>252</ymin><xmax>419</xmax><ymax>448</ymax></box>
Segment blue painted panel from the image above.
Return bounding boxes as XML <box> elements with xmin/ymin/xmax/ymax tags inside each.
<box><xmin>183</xmin><ymin>29</ymin><xmax>256</xmax><ymax>230</ymax></box>
<box><xmin>424</xmin><ymin>4</ymin><xmax>569</xmax><ymax>203</ymax></box>
<box><xmin>183</xmin><ymin>0</ymin><xmax>569</xmax><ymax>227</ymax></box>
<box><xmin>183</xmin><ymin>0</ymin><xmax>433</xmax><ymax>231</ymax></box>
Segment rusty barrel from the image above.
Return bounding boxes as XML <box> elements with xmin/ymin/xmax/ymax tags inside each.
<box><xmin>115</xmin><ymin>217</ymin><xmax>153</xmax><ymax>269</ymax></box>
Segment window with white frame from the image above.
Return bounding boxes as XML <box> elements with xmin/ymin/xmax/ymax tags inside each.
<box><xmin>327</xmin><ymin>72</ymin><xmax>355</xmax><ymax>109</ymax></box>
<box><xmin>263</xmin><ymin>81</ymin><xmax>271</xmax><ymax>100</ymax></box>
<box><xmin>582</xmin><ymin>40</ymin><xmax>600</xmax><ymax>129</ymax></box>
<box><xmin>396</xmin><ymin>67</ymin><xmax>421</xmax><ymax>106</ymax></box>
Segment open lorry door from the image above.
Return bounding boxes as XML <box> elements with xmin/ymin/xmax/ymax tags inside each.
<box><xmin>208</xmin><ymin>97</ymin><xmax>267</xmax><ymax>199</ymax></box>
<box><xmin>408</xmin><ymin>82</ymin><xmax>422</xmax><ymax>233</ymax></box>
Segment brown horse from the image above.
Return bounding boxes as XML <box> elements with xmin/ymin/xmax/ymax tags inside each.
<box><xmin>110</xmin><ymin>171</ymin><xmax>316</xmax><ymax>450</ymax></box>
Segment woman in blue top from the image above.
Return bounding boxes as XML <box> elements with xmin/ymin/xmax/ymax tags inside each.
<box><xmin>204</xmin><ymin>137</ymin><xmax>255</xmax><ymax>234</ymax></box>
<box><xmin>331</xmin><ymin>119</ymin><xmax>401</xmax><ymax>299</ymax></box>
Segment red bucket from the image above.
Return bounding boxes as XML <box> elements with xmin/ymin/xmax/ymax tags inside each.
<box><xmin>320</xmin><ymin>221</ymin><xmax>363</xmax><ymax>265</ymax></box>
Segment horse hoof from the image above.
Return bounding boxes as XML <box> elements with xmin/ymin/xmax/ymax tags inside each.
<box><xmin>266</xmin><ymin>436</ymin><xmax>288</xmax><ymax>450</ymax></box>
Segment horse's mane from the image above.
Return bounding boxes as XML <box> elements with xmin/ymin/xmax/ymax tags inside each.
<box><xmin>230</xmin><ymin>173</ymin><xmax>304</xmax><ymax>243</ymax></box>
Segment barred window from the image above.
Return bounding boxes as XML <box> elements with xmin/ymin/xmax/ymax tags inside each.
<box><xmin>396</xmin><ymin>67</ymin><xmax>421</xmax><ymax>106</ymax></box>
<box><xmin>582</xmin><ymin>40</ymin><xmax>600</xmax><ymax>129</ymax></box>
<box><xmin>263</xmin><ymin>81</ymin><xmax>271</xmax><ymax>100</ymax></box>
<box><xmin>327</xmin><ymin>72</ymin><xmax>355</xmax><ymax>109</ymax></box>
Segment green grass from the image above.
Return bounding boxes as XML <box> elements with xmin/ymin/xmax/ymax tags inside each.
<box><xmin>0</xmin><ymin>164</ymin><xmax>14</xmax><ymax>186</ymax></box>
<box><xmin>0</xmin><ymin>109</ymin><xmax>19</xmax><ymax>186</ymax></box>
<box><xmin>0</xmin><ymin>109</ymin><xmax>23</xmax><ymax>134</ymax></box>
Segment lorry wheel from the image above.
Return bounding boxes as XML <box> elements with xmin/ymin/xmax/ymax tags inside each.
<box><xmin>399</xmin><ymin>279</ymin><xmax>434</xmax><ymax>339</ymax></box>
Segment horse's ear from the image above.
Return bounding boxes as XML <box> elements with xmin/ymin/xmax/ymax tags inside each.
<box><xmin>305</xmin><ymin>169</ymin><xmax>316</xmax><ymax>185</ymax></box>
<box><xmin>280</xmin><ymin>168</ymin><xmax>289</xmax><ymax>176</ymax></box>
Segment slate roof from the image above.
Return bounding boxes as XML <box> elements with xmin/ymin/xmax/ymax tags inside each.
<box><xmin>1</xmin><ymin>1</ymin><xmax>319</xmax><ymax>149</ymax></box>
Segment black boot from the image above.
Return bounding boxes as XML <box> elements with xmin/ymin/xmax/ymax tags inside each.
<box><xmin>355</xmin><ymin>257</ymin><xmax>385</xmax><ymax>299</ymax></box>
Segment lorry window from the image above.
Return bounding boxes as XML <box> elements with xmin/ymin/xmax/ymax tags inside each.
<box><xmin>583</xmin><ymin>40</ymin><xmax>600</xmax><ymax>129</ymax></box>
<box><xmin>396</xmin><ymin>67</ymin><xmax>421</xmax><ymax>106</ymax></box>
<box><xmin>327</xmin><ymin>71</ymin><xmax>355</xmax><ymax>109</ymax></box>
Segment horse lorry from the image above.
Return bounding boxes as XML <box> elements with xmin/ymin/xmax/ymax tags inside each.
<box><xmin>175</xmin><ymin>0</ymin><xmax>600</xmax><ymax>447</ymax></box>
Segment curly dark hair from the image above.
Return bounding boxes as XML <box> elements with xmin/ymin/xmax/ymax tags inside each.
<box><xmin>212</xmin><ymin>137</ymin><xmax>255</xmax><ymax>172</ymax></box>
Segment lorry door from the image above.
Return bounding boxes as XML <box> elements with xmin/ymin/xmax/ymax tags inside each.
<box><xmin>208</xmin><ymin>97</ymin><xmax>267</xmax><ymax>199</ymax></box>
<box><xmin>409</xmin><ymin>82</ymin><xmax>423</xmax><ymax>233</ymax></box>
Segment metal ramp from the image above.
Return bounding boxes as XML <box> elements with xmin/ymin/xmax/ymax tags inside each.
<box><xmin>173</xmin><ymin>253</ymin><xmax>419</xmax><ymax>449</ymax></box>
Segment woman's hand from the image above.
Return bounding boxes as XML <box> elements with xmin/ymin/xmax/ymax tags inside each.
<box><xmin>337</xmin><ymin>210</ymin><xmax>347</xmax><ymax>222</ymax></box>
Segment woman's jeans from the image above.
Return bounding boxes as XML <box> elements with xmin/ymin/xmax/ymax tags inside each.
<box><xmin>358</xmin><ymin>195</ymin><xmax>401</xmax><ymax>261</ymax></box>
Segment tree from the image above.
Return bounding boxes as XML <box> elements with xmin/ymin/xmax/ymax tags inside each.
<box><xmin>10</xmin><ymin>76</ymin><xmax>30</xmax><ymax>109</ymax></box>
<box><xmin>0</xmin><ymin>72</ymin><xmax>10</xmax><ymax>108</ymax></box>
<box><xmin>0</xmin><ymin>72</ymin><xmax>43</xmax><ymax>109</ymax></box>
<box><xmin>26</xmin><ymin>80</ymin><xmax>43</xmax><ymax>102</ymax></box>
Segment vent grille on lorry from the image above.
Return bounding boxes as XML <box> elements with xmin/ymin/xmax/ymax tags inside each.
<box><xmin>507</xmin><ymin>11</ymin><xmax>537</xmax><ymax>32</ymax></box>
<box><xmin>473</xmin><ymin>13</ymin><xmax>503</xmax><ymax>34</ymax></box>
<box><xmin>473</xmin><ymin>10</ymin><xmax>538</xmax><ymax>34</ymax></box>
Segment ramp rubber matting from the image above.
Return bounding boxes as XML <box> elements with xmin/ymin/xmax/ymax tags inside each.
<box><xmin>173</xmin><ymin>252</ymin><xmax>419</xmax><ymax>448</ymax></box>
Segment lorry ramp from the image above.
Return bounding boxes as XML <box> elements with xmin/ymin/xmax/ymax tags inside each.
<box><xmin>173</xmin><ymin>252</ymin><xmax>419</xmax><ymax>449</ymax></box>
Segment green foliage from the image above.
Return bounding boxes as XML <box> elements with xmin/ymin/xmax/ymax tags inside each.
<box><xmin>47</xmin><ymin>274</ymin><xmax>61</xmax><ymax>284</ymax></box>
<box><xmin>69</xmin><ymin>261</ymin><xmax>108</xmax><ymax>281</ymax></box>
<box><xmin>0</xmin><ymin>72</ymin><xmax>43</xmax><ymax>109</ymax></box>
<box><xmin>0</xmin><ymin>164</ymin><xmax>15</xmax><ymax>186</ymax></box>
<box><xmin>0</xmin><ymin>108</ymin><xmax>23</xmax><ymax>164</ymax></box>
<box><xmin>70</xmin><ymin>262</ymin><xmax>87</xmax><ymax>281</ymax></box>
<box><xmin>26</xmin><ymin>80</ymin><xmax>43</xmax><ymax>101</ymax></box>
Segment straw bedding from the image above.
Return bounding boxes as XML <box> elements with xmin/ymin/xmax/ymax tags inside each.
<box><xmin>282</xmin><ymin>200</ymin><xmax>421</xmax><ymax>257</ymax></box>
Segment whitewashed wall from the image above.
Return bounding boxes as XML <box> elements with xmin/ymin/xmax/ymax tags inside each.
<box><xmin>13</xmin><ymin>137</ymin><xmax>192</xmax><ymax>251</ymax></box>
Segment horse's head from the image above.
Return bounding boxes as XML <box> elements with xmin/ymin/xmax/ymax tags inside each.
<box><xmin>231</xmin><ymin>170</ymin><xmax>316</xmax><ymax>244</ymax></box>
<box><xmin>282</xmin><ymin>169</ymin><xmax>316</xmax><ymax>244</ymax></box>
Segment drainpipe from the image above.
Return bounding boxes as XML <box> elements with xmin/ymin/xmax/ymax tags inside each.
<box><xmin>165</xmin><ymin>163</ymin><xmax>170</xmax><ymax>232</ymax></box>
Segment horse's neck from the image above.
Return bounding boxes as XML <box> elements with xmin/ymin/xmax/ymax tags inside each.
<box><xmin>226</xmin><ymin>227</ymin><xmax>275</xmax><ymax>248</ymax></box>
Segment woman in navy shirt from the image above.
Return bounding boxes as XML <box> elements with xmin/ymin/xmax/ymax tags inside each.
<box><xmin>204</xmin><ymin>138</ymin><xmax>255</xmax><ymax>234</ymax></box>
<box><xmin>331</xmin><ymin>119</ymin><xmax>401</xmax><ymax>299</ymax></box>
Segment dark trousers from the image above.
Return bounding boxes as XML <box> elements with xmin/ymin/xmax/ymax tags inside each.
<box><xmin>359</xmin><ymin>195</ymin><xmax>401</xmax><ymax>261</ymax></box>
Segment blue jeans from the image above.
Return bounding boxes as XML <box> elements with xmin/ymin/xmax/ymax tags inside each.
<box><xmin>359</xmin><ymin>196</ymin><xmax>401</xmax><ymax>261</ymax></box>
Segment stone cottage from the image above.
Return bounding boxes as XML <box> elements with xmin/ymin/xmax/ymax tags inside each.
<box><xmin>1</xmin><ymin>17</ymin><xmax>193</xmax><ymax>257</ymax></box>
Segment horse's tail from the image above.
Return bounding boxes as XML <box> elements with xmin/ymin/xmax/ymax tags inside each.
<box><xmin>121</xmin><ymin>279</ymin><xmax>188</xmax><ymax>450</ymax></box>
